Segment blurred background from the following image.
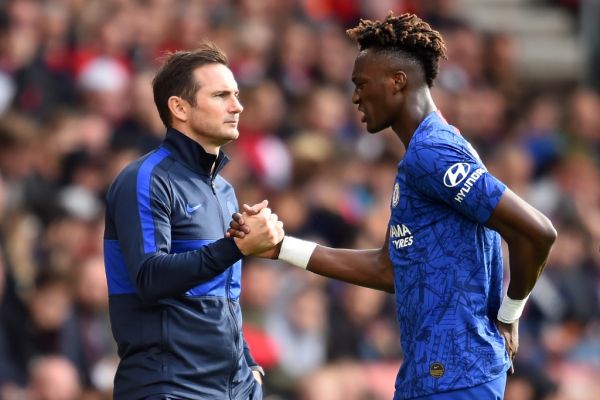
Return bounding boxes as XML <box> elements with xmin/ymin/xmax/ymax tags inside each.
<box><xmin>0</xmin><ymin>0</ymin><xmax>598</xmax><ymax>399</ymax></box>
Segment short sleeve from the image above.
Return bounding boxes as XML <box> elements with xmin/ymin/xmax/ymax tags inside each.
<box><xmin>405</xmin><ymin>137</ymin><xmax>506</xmax><ymax>224</ymax></box>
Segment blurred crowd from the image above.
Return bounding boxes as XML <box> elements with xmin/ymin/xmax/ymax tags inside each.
<box><xmin>0</xmin><ymin>0</ymin><xmax>598</xmax><ymax>399</ymax></box>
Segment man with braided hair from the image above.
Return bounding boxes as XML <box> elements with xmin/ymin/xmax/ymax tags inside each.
<box><xmin>231</xmin><ymin>13</ymin><xmax>556</xmax><ymax>399</ymax></box>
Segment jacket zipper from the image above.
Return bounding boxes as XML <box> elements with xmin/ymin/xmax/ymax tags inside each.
<box><xmin>210</xmin><ymin>173</ymin><xmax>240</xmax><ymax>399</ymax></box>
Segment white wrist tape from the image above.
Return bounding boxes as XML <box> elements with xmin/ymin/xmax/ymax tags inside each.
<box><xmin>277</xmin><ymin>236</ymin><xmax>317</xmax><ymax>269</ymax></box>
<box><xmin>497</xmin><ymin>295</ymin><xmax>530</xmax><ymax>323</ymax></box>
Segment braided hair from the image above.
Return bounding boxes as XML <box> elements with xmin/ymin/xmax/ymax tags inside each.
<box><xmin>347</xmin><ymin>13</ymin><xmax>447</xmax><ymax>87</ymax></box>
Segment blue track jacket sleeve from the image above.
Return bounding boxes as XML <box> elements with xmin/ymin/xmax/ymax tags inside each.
<box><xmin>107</xmin><ymin>161</ymin><xmax>244</xmax><ymax>302</ymax></box>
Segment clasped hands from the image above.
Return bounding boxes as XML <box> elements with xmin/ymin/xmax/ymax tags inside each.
<box><xmin>227</xmin><ymin>200</ymin><xmax>284</xmax><ymax>259</ymax></box>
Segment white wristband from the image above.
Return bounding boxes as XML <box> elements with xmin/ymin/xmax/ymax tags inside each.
<box><xmin>277</xmin><ymin>236</ymin><xmax>317</xmax><ymax>269</ymax></box>
<box><xmin>497</xmin><ymin>295</ymin><xmax>530</xmax><ymax>323</ymax></box>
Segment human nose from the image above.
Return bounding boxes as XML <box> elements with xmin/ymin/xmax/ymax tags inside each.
<box><xmin>351</xmin><ymin>90</ymin><xmax>359</xmax><ymax>104</ymax></box>
<box><xmin>231</xmin><ymin>96</ymin><xmax>243</xmax><ymax>113</ymax></box>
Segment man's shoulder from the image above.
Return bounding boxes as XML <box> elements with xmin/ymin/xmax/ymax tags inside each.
<box><xmin>107</xmin><ymin>148</ymin><xmax>173</xmax><ymax>197</ymax></box>
<box><xmin>407</xmin><ymin>128</ymin><xmax>467</xmax><ymax>165</ymax></box>
<box><xmin>116</xmin><ymin>148</ymin><xmax>172</xmax><ymax>179</ymax></box>
<box><xmin>415</xmin><ymin>121</ymin><xmax>465</xmax><ymax>146</ymax></box>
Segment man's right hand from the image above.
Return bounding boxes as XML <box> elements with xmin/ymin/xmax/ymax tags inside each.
<box><xmin>233</xmin><ymin>204</ymin><xmax>284</xmax><ymax>258</ymax></box>
<box><xmin>495</xmin><ymin>319</ymin><xmax>519</xmax><ymax>374</ymax></box>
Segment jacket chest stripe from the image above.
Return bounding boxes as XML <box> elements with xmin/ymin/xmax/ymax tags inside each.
<box><xmin>137</xmin><ymin>147</ymin><xmax>170</xmax><ymax>253</ymax></box>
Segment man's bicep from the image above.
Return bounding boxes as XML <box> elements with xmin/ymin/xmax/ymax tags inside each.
<box><xmin>485</xmin><ymin>188</ymin><xmax>555</xmax><ymax>242</ymax></box>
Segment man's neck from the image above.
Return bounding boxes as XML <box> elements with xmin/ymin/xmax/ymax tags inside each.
<box><xmin>392</xmin><ymin>89</ymin><xmax>437</xmax><ymax>149</ymax></box>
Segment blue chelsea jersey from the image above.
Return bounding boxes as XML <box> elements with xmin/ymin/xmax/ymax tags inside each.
<box><xmin>389</xmin><ymin>111</ymin><xmax>510</xmax><ymax>399</ymax></box>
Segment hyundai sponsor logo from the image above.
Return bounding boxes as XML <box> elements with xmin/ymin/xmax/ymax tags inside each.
<box><xmin>443</xmin><ymin>163</ymin><xmax>471</xmax><ymax>188</ymax></box>
<box><xmin>454</xmin><ymin>168</ymin><xmax>485</xmax><ymax>203</ymax></box>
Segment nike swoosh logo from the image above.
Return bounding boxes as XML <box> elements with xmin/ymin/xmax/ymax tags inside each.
<box><xmin>186</xmin><ymin>204</ymin><xmax>203</xmax><ymax>214</ymax></box>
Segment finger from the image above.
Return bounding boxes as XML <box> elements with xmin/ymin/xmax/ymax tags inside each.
<box><xmin>243</xmin><ymin>200</ymin><xmax>268</xmax><ymax>215</ymax></box>
<box><xmin>276</xmin><ymin>221</ymin><xmax>284</xmax><ymax>229</ymax></box>
<box><xmin>242</xmin><ymin>204</ymin><xmax>255</xmax><ymax>214</ymax></box>
<box><xmin>259</xmin><ymin>207</ymin><xmax>272</xmax><ymax>218</ymax></box>
<box><xmin>229</xmin><ymin>220</ymin><xmax>250</xmax><ymax>234</ymax></box>
<box><xmin>227</xmin><ymin>228</ymin><xmax>246</xmax><ymax>239</ymax></box>
<box><xmin>229</xmin><ymin>220</ymin><xmax>245</xmax><ymax>232</ymax></box>
<box><xmin>232</xmin><ymin>212</ymin><xmax>244</xmax><ymax>224</ymax></box>
<box><xmin>269</xmin><ymin>213</ymin><xmax>278</xmax><ymax>222</ymax></box>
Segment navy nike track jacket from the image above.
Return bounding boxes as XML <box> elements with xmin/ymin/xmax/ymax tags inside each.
<box><xmin>103</xmin><ymin>129</ymin><xmax>258</xmax><ymax>399</ymax></box>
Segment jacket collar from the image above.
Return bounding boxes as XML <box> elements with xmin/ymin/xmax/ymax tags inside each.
<box><xmin>162</xmin><ymin>128</ymin><xmax>230</xmax><ymax>176</ymax></box>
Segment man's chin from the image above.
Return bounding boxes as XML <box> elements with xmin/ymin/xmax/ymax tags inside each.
<box><xmin>221</xmin><ymin>130</ymin><xmax>239</xmax><ymax>143</ymax></box>
<box><xmin>225</xmin><ymin>127</ymin><xmax>239</xmax><ymax>136</ymax></box>
<box><xmin>365</xmin><ymin>123</ymin><xmax>383</xmax><ymax>134</ymax></box>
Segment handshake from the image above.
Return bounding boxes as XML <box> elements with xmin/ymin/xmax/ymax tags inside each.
<box><xmin>226</xmin><ymin>200</ymin><xmax>284</xmax><ymax>259</ymax></box>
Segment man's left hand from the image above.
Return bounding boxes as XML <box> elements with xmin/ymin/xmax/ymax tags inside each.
<box><xmin>252</xmin><ymin>370</ymin><xmax>263</xmax><ymax>385</ymax></box>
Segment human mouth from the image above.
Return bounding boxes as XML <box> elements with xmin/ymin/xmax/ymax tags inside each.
<box><xmin>357</xmin><ymin>107</ymin><xmax>367</xmax><ymax>122</ymax></box>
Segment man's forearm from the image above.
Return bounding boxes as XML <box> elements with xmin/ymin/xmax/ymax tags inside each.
<box><xmin>134</xmin><ymin>238</ymin><xmax>243</xmax><ymax>301</ymax></box>
<box><xmin>505</xmin><ymin>233</ymin><xmax>555</xmax><ymax>299</ymax></box>
<box><xmin>306</xmin><ymin>246</ymin><xmax>395</xmax><ymax>293</ymax></box>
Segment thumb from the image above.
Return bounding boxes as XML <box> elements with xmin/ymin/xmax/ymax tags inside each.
<box><xmin>243</xmin><ymin>199</ymin><xmax>268</xmax><ymax>215</ymax></box>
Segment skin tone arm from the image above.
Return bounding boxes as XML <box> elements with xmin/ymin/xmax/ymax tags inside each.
<box><xmin>486</xmin><ymin>188</ymin><xmax>557</xmax><ymax>300</ymax></box>
<box><xmin>485</xmin><ymin>188</ymin><xmax>557</xmax><ymax>369</ymax></box>
<box><xmin>227</xmin><ymin>203</ymin><xmax>395</xmax><ymax>293</ymax></box>
<box><xmin>232</xmin><ymin>189</ymin><xmax>556</xmax><ymax>301</ymax></box>
<box><xmin>305</xmin><ymin>234</ymin><xmax>395</xmax><ymax>293</ymax></box>
<box><xmin>232</xmin><ymin>190</ymin><xmax>556</xmax><ymax>367</ymax></box>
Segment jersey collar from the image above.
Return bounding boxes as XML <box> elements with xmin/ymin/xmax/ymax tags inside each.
<box><xmin>162</xmin><ymin>128</ymin><xmax>230</xmax><ymax>176</ymax></box>
<box><xmin>405</xmin><ymin>110</ymin><xmax>444</xmax><ymax>152</ymax></box>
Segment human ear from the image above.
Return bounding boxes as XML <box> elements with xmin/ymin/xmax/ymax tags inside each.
<box><xmin>391</xmin><ymin>71</ymin><xmax>407</xmax><ymax>94</ymax></box>
<box><xmin>167</xmin><ymin>96</ymin><xmax>188</xmax><ymax>123</ymax></box>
